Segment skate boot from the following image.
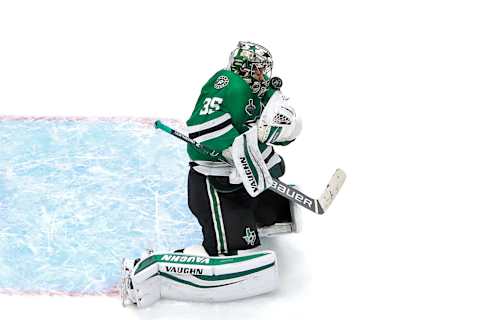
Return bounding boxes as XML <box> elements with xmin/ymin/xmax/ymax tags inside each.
<box><xmin>120</xmin><ymin>258</ymin><xmax>139</xmax><ymax>307</ymax></box>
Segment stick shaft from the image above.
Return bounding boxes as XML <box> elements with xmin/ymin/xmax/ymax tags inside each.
<box><xmin>155</xmin><ymin>120</ymin><xmax>324</xmax><ymax>214</ymax></box>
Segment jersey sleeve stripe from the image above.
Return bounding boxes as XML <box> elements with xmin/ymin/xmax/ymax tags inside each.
<box><xmin>194</xmin><ymin>160</ymin><xmax>231</xmax><ymax>168</ymax></box>
<box><xmin>193</xmin><ymin>125</ymin><xmax>235</xmax><ymax>143</ymax></box>
<box><xmin>187</xmin><ymin>113</ymin><xmax>232</xmax><ymax>134</ymax></box>
<box><xmin>189</xmin><ymin>118</ymin><xmax>233</xmax><ymax>140</ymax></box>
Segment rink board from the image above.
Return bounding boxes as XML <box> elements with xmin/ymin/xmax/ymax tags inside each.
<box><xmin>0</xmin><ymin>117</ymin><xmax>202</xmax><ymax>295</ymax></box>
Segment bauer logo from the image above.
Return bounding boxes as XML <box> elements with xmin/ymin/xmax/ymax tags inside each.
<box><xmin>271</xmin><ymin>180</ymin><xmax>313</xmax><ymax>209</ymax></box>
<box><xmin>160</xmin><ymin>254</ymin><xmax>210</xmax><ymax>265</ymax></box>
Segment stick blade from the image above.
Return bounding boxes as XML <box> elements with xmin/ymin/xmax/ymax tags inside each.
<box><xmin>319</xmin><ymin>168</ymin><xmax>346</xmax><ymax>212</ymax></box>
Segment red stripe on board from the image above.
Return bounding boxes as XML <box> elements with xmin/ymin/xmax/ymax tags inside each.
<box><xmin>0</xmin><ymin>287</ymin><xmax>119</xmax><ymax>297</ymax></box>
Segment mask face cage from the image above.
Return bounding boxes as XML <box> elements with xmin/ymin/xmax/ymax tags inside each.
<box><xmin>229</xmin><ymin>41</ymin><xmax>273</xmax><ymax>96</ymax></box>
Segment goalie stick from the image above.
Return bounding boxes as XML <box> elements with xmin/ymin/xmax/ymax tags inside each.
<box><xmin>154</xmin><ymin>120</ymin><xmax>346</xmax><ymax>214</ymax></box>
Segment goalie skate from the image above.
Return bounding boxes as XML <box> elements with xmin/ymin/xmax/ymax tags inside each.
<box><xmin>120</xmin><ymin>258</ymin><xmax>138</xmax><ymax>307</ymax></box>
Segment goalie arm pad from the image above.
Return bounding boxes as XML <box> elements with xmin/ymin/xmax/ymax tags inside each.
<box><xmin>258</xmin><ymin>90</ymin><xmax>302</xmax><ymax>145</ymax></box>
<box><xmin>229</xmin><ymin>126</ymin><xmax>273</xmax><ymax>197</ymax></box>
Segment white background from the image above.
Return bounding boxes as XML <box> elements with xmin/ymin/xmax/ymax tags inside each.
<box><xmin>1</xmin><ymin>0</ymin><xmax>480</xmax><ymax>319</ymax></box>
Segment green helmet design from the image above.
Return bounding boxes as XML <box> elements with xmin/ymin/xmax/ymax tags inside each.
<box><xmin>228</xmin><ymin>41</ymin><xmax>273</xmax><ymax>97</ymax></box>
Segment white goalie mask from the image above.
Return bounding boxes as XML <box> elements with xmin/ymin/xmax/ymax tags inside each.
<box><xmin>257</xmin><ymin>91</ymin><xmax>302</xmax><ymax>145</ymax></box>
<box><xmin>228</xmin><ymin>41</ymin><xmax>273</xmax><ymax>97</ymax></box>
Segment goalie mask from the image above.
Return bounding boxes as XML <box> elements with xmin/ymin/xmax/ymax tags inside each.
<box><xmin>228</xmin><ymin>41</ymin><xmax>273</xmax><ymax>97</ymax></box>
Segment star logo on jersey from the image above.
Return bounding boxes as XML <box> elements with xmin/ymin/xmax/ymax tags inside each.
<box><xmin>214</xmin><ymin>75</ymin><xmax>229</xmax><ymax>89</ymax></box>
<box><xmin>244</xmin><ymin>99</ymin><xmax>256</xmax><ymax>116</ymax></box>
<box><xmin>243</xmin><ymin>227</ymin><xmax>256</xmax><ymax>246</ymax></box>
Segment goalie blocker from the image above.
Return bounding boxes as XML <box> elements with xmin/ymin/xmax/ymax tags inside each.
<box><xmin>121</xmin><ymin>249</ymin><xmax>278</xmax><ymax>307</ymax></box>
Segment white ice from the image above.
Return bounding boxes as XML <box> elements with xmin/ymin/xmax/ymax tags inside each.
<box><xmin>0</xmin><ymin>118</ymin><xmax>201</xmax><ymax>295</ymax></box>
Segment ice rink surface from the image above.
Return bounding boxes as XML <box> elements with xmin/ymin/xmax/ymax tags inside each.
<box><xmin>0</xmin><ymin>117</ymin><xmax>201</xmax><ymax>295</ymax></box>
<box><xmin>1</xmin><ymin>1</ymin><xmax>480</xmax><ymax>319</ymax></box>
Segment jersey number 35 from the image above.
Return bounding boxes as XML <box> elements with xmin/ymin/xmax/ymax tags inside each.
<box><xmin>199</xmin><ymin>97</ymin><xmax>223</xmax><ymax>115</ymax></box>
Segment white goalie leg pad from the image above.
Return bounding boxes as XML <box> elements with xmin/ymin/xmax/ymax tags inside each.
<box><xmin>128</xmin><ymin>250</ymin><xmax>278</xmax><ymax>307</ymax></box>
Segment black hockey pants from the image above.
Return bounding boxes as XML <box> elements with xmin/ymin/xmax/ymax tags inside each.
<box><xmin>187</xmin><ymin>168</ymin><xmax>291</xmax><ymax>256</ymax></box>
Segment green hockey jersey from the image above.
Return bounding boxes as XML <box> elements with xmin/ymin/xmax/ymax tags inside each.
<box><xmin>186</xmin><ymin>69</ymin><xmax>284</xmax><ymax>178</ymax></box>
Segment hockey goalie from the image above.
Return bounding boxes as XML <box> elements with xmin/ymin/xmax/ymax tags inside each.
<box><xmin>121</xmin><ymin>41</ymin><xmax>315</xmax><ymax>307</ymax></box>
